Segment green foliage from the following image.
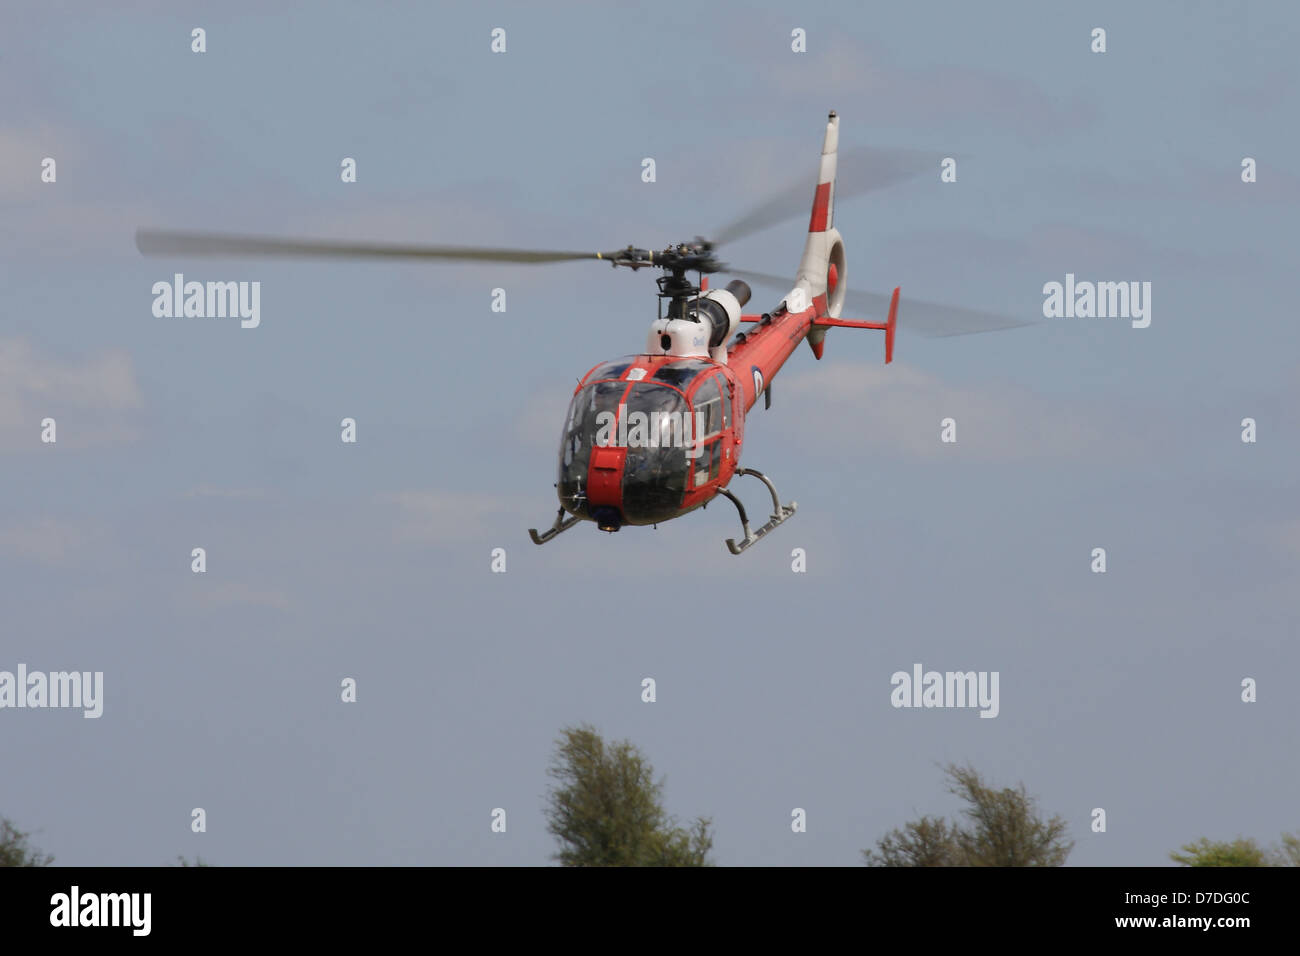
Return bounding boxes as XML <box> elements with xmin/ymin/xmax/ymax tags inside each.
<box><xmin>1171</xmin><ymin>833</ymin><xmax>1300</xmax><ymax>867</ymax></box>
<box><xmin>1273</xmin><ymin>832</ymin><xmax>1300</xmax><ymax>867</ymax></box>
<box><xmin>863</xmin><ymin>763</ymin><xmax>1073</xmax><ymax>867</ymax></box>
<box><xmin>1170</xmin><ymin>837</ymin><xmax>1269</xmax><ymax>867</ymax></box>
<box><xmin>946</xmin><ymin>763</ymin><xmax>1073</xmax><ymax>866</ymax></box>
<box><xmin>545</xmin><ymin>723</ymin><xmax>713</xmax><ymax>867</ymax></box>
<box><xmin>862</xmin><ymin>815</ymin><xmax>958</xmax><ymax>867</ymax></box>
<box><xmin>0</xmin><ymin>817</ymin><xmax>53</xmax><ymax>867</ymax></box>
<box><xmin>650</xmin><ymin>816</ymin><xmax>714</xmax><ymax>867</ymax></box>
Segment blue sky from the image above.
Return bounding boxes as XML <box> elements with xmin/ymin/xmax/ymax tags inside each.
<box><xmin>2</xmin><ymin>0</ymin><xmax>1298</xmax><ymax>865</ymax></box>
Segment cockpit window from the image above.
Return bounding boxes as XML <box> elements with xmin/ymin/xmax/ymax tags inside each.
<box><xmin>651</xmin><ymin>359</ymin><xmax>712</xmax><ymax>389</ymax></box>
<box><xmin>581</xmin><ymin>357</ymin><xmax>635</xmax><ymax>386</ymax></box>
<box><xmin>688</xmin><ymin>374</ymin><xmax>727</xmax><ymax>490</ymax></box>
<box><xmin>558</xmin><ymin>380</ymin><xmax>627</xmax><ymax>514</ymax></box>
<box><xmin>620</xmin><ymin>383</ymin><xmax>690</xmax><ymax>522</ymax></box>
<box><xmin>693</xmin><ymin>375</ymin><xmax>723</xmax><ymax>438</ymax></box>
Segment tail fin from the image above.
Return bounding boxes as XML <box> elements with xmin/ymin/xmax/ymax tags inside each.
<box><xmin>798</xmin><ymin>112</ymin><xmax>849</xmax><ymax>358</ymax></box>
<box><xmin>811</xmin><ymin>286</ymin><xmax>899</xmax><ymax>364</ymax></box>
<box><xmin>807</xmin><ymin>111</ymin><xmax>838</xmax><ymax>237</ymax></box>
<box><xmin>796</xmin><ymin>111</ymin><xmax>840</xmax><ymax>308</ymax></box>
<box><xmin>794</xmin><ymin>112</ymin><xmax>897</xmax><ymax>365</ymax></box>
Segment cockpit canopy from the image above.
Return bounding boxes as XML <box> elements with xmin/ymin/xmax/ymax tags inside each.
<box><xmin>558</xmin><ymin>358</ymin><xmax>727</xmax><ymax>525</ymax></box>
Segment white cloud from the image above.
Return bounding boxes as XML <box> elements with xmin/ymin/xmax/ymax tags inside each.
<box><xmin>0</xmin><ymin>338</ymin><xmax>144</xmax><ymax>453</ymax></box>
<box><xmin>376</xmin><ymin>489</ymin><xmax>534</xmax><ymax>544</ymax></box>
<box><xmin>181</xmin><ymin>486</ymin><xmax>267</xmax><ymax>500</ymax></box>
<box><xmin>0</xmin><ymin>517</ymin><xmax>112</xmax><ymax>568</ymax></box>
<box><xmin>0</xmin><ymin>124</ymin><xmax>77</xmax><ymax>201</ymax></box>
<box><xmin>0</xmin><ymin>123</ymin><xmax>169</xmax><ymax>256</ymax></box>
<box><xmin>778</xmin><ymin>360</ymin><xmax>1111</xmax><ymax>460</ymax></box>
<box><xmin>185</xmin><ymin>581</ymin><xmax>294</xmax><ymax>612</ymax></box>
<box><xmin>1273</xmin><ymin>519</ymin><xmax>1300</xmax><ymax>561</ymax></box>
<box><xmin>764</xmin><ymin>37</ymin><xmax>1098</xmax><ymax>137</ymax></box>
<box><xmin>513</xmin><ymin>384</ymin><xmax>573</xmax><ymax>452</ymax></box>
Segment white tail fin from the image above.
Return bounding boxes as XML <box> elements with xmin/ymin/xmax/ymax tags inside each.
<box><xmin>795</xmin><ymin>112</ymin><xmax>847</xmax><ymax>357</ymax></box>
<box><xmin>795</xmin><ymin>113</ymin><xmax>845</xmax><ymax>312</ymax></box>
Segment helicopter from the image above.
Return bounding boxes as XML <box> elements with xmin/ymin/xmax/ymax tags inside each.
<box><xmin>137</xmin><ymin>111</ymin><xmax>1030</xmax><ymax>554</ymax></box>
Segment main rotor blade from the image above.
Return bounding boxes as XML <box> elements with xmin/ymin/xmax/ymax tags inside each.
<box><xmin>135</xmin><ymin>229</ymin><xmax>611</xmax><ymax>264</ymax></box>
<box><xmin>710</xmin><ymin>146</ymin><xmax>935</xmax><ymax>248</ymax></box>
<box><xmin>731</xmin><ymin>268</ymin><xmax>1038</xmax><ymax>338</ymax></box>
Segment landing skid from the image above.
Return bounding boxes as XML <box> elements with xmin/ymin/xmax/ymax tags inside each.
<box><xmin>529</xmin><ymin>508</ymin><xmax>581</xmax><ymax>546</ymax></box>
<box><xmin>719</xmin><ymin>467</ymin><xmax>797</xmax><ymax>555</ymax></box>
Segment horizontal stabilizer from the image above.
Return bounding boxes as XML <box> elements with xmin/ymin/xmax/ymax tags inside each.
<box><xmin>810</xmin><ymin>286</ymin><xmax>898</xmax><ymax>363</ymax></box>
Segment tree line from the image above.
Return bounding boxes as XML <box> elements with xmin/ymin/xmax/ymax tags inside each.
<box><xmin>4</xmin><ymin>724</ymin><xmax>1293</xmax><ymax>866</ymax></box>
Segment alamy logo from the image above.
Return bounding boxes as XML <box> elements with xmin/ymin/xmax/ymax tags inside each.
<box><xmin>1042</xmin><ymin>273</ymin><xmax>1151</xmax><ymax>328</ymax></box>
<box><xmin>890</xmin><ymin>663</ymin><xmax>999</xmax><ymax>718</ymax></box>
<box><xmin>595</xmin><ymin>404</ymin><xmax>707</xmax><ymax>459</ymax></box>
<box><xmin>0</xmin><ymin>664</ymin><xmax>103</xmax><ymax>718</ymax></box>
<box><xmin>50</xmin><ymin>886</ymin><xmax>151</xmax><ymax>936</ymax></box>
<box><xmin>152</xmin><ymin>273</ymin><xmax>261</xmax><ymax>328</ymax></box>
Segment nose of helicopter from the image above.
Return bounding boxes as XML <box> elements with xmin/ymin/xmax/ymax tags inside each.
<box><xmin>587</xmin><ymin>446</ymin><xmax>627</xmax><ymax>531</ymax></box>
<box><xmin>557</xmin><ymin>374</ymin><xmax>694</xmax><ymax>529</ymax></box>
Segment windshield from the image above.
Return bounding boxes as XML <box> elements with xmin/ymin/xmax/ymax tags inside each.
<box><xmin>620</xmin><ymin>382</ymin><xmax>690</xmax><ymax>523</ymax></box>
<box><xmin>558</xmin><ymin>380</ymin><xmax>625</xmax><ymax>514</ymax></box>
<box><xmin>557</xmin><ymin>380</ymin><xmax>692</xmax><ymax>523</ymax></box>
<box><xmin>582</xmin><ymin>357</ymin><xmax>635</xmax><ymax>385</ymax></box>
<box><xmin>652</xmin><ymin>359</ymin><xmax>712</xmax><ymax>389</ymax></box>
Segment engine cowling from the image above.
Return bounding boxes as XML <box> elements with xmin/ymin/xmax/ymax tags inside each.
<box><xmin>645</xmin><ymin>279</ymin><xmax>752</xmax><ymax>363</ymax></box>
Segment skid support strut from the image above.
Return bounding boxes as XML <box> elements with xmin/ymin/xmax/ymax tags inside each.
<box><xmin>720</xmin><ymin>467</ymin><xmax>797</xmax><ymax>555</ymax></box>
<box><xmin>529</xmin><ymin>508</ymin><xmax>581</xmax><ymax>546</ymax></box>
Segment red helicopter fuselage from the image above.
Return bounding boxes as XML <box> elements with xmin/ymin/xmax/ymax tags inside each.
<box><xmin>555</xmin><ymin>270</ymin><xmax>896</xmax><ymax>534</ymax></box>
<box><xmin>558</xmin><ymin>298</ymin><xmax>815</xmax><ymax>530</ymax></box>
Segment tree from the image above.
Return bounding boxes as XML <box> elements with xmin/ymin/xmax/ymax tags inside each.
<box><xmin>545</xmin><ymin>723</ymin><xmax>714</xmax><ymax>866</ymax></box>
<box><xmin>0</xmin><ymin>817</ymin><xmax>53</xmax><ymax>867</ymax></box>
<box><xmin>947</xmin><ymin>763</ymin><xmax>1073</xmax><ymax>866</ymax></box>
<box><xmin>862</xmin><ymin>815</ymin><xmax>958</xmax><ymax>867</ymax></box>
<box><xmin>1170</xmin><ymin>837</ymin><xmax>1269</xmax><ymax>866</ymax></box>
<box><xmin>1171</xmin><ymin>833</ymin><xmax>1300</xmax><ymax>867</ymax></box>
<box><xmin>863</xmin><ymin>763</ymin><xmax>1073</xmax><ymax>867</ymax></box>
<box><xmin>1273</xmin><ymin>832</ymin><xmax>1300</xmax><ymax>867</ymax></box>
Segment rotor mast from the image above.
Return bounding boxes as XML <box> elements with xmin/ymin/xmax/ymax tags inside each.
<box><xmin>600</xmin><ymin>239</ymin><xmax>724</xmax><ymax>319</ymax></box>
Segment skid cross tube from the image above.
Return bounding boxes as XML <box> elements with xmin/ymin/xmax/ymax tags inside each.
<box><xmin>529</xmin><ymin>508</ymin><xmax>581</xmax><ymax>546</ymax></box>
<box><xmin>720</xmin><ymin>467</ymin><xmax>797</xmax><ymax>555</ymax></box>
